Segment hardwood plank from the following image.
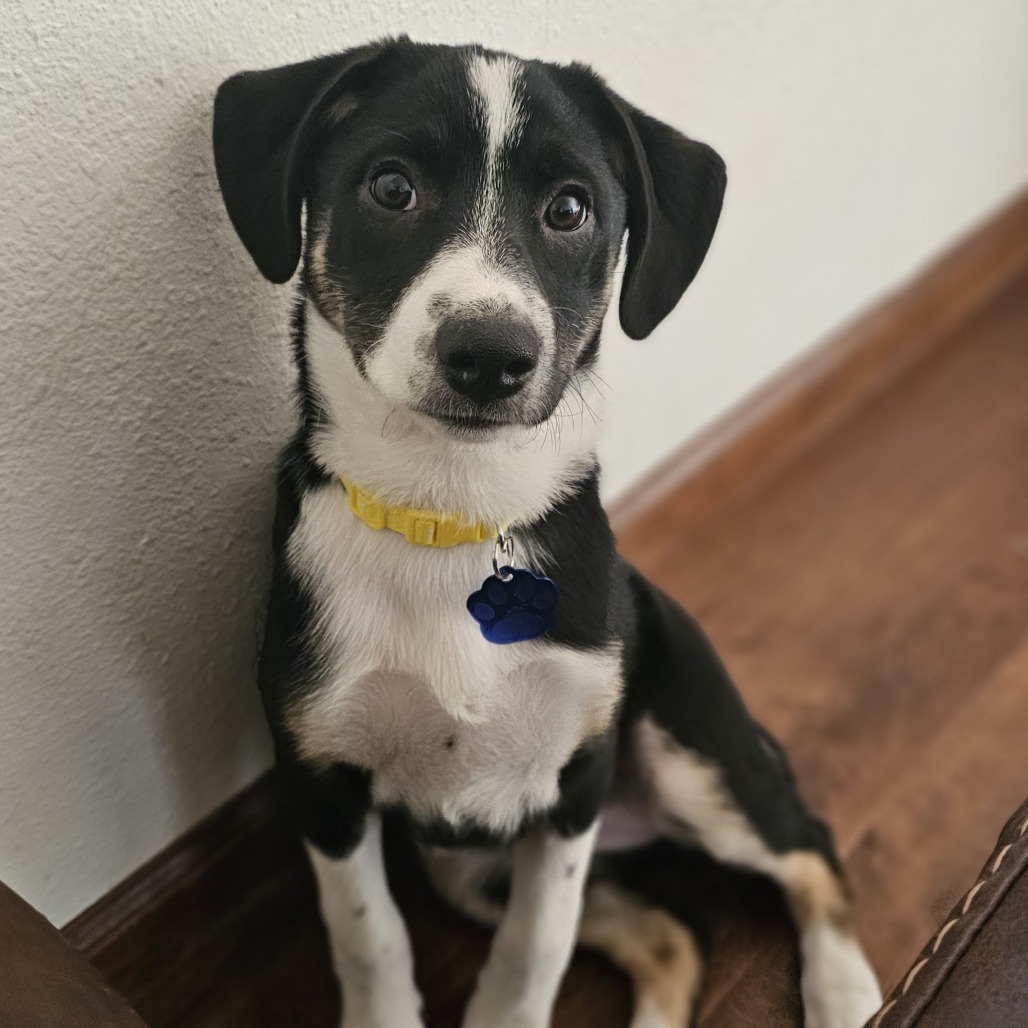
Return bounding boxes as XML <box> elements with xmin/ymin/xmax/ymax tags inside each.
<box><xmin>849</xmin><ymin>635</ymin><xmax>1028</xmax><ymax>985</ymax></box>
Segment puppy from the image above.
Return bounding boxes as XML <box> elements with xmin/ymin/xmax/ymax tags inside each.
<box><xmin>213</xmin><ymin>38</ymin><xmax>882</xmax><ymax>1028</ymax></box>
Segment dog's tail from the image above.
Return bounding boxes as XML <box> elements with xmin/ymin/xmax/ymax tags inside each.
<box><xmin>577</xmin><ymin>878</ymin><xmax>705</xmax><ymax>1028</ymax></box>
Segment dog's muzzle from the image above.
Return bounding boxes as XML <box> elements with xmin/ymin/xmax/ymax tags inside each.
<box><xmin>434</xmin><ymin>315</ymin><xmax>541</xmax><ymax>406</ymax></box>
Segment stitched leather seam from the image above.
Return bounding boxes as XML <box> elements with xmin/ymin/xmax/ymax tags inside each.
<box><xmin>870</xmin><ymin>812</ymin><xmax>1028</xmax><ymax>1027</ymax></box>
<box><xmin>912</xmin><ymin>863</ymin><xmax>1027</xmax><ymax>1026</ymax></box>
<box><xmin>870</xmin><ymin>999</ymin><xmax>897</xmax><ymax>1026</ymax></box>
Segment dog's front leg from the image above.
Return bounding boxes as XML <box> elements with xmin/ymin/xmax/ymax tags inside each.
<box><xmin>307</xmin><ymin>813</ymin><xmax>424</xmax><ymax>1028</ymax></box>
<box><xmin>462</xmin><ymin>823</ymin><xmax>597</xmax><ymax>1028</ymax></box>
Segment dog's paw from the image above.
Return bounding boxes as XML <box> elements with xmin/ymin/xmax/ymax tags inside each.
<box><xmin>462</xmin><ymin>995</ymin><xmax>550</xmax><ymax>1028</ymax></box>
<box><xmin>801</xmin><ymin>926</ymin><xmax>883</xmax><ymax>1028</ymax></box>
<box><xmin>466</xmin><ymin>568</ymin><xmax>559</xmax><ymax>644</ymax></box>
<box><xmin>340</xmin><ymin>990</ymin><xmax>425</xmax><ymax>1028</ymax></box>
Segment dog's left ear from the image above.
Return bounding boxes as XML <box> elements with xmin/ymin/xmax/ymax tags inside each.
<box><xmin>609</xmin><ymin>96</ymin><xmax>727</xmax><ymax>340</ymax></box>
<box><xmin>213</xmin><ymin>44</ymin><xmax>387</xmax><ymax>283</ymax></box>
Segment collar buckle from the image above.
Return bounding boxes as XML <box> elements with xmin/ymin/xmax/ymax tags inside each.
<box><xmin>340</xmin><ymin>475</ymin><xmax>498</xmax><ymax>548</ymax></box>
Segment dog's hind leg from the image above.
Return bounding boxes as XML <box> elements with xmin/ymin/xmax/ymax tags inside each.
<box><xmin>635</xmin><ymin>717</ymin><xmax>881</xmax><ymax>1027</ymax></box>
<box><xmin>623</xmin><ymin>571</ymin><xmax>881</xmax><ymax>1028</ymax></box>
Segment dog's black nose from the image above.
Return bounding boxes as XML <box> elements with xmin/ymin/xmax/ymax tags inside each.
<box><xmin>434</xmin><ymin>317</ymin><xmax>541</xmax><ymax>405</ymax></box>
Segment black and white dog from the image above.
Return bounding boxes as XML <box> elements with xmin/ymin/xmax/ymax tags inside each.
<box><xmin>213</xmin><ymin>38</ymin><xmax>882</xmax><ymax>1028</ymax></box>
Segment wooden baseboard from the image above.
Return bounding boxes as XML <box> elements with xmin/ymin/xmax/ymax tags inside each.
<box><xmin>62</xmin><ymin>186</ymin><xmax>1028</xmax><ymax>1025</ymax></box>
<box><xmin>607</xmin><ymin>186</ymin><xmax>1028</xmax><ymax>533</ymax></box>
<box><xmin>62</xmin><ymin>774</ymin><xmax>331</xmax><ymax>1027</ymax></box>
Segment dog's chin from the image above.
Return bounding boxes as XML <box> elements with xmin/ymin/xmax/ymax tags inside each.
<box><xmin>419</xmin><ymin>409</ymin><xmax>517</xmax><ymax>438</ymax></box>
<box><xmin>436</xmin><ymin>412</ymin><xmax>507</xmax><ymax>434</ymax></box>
<box><xmin>415</xmin><ymin>399</ymin><xmax>557</xmax><ymax>437</ymax></box>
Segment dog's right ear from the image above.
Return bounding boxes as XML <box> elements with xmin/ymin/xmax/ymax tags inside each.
<box><xmin>610</xmin><ymin>96</ymin><xmax>727</xmax><ymax>341</ymax></box>
<box><xmin>213</xmin><ymin>44</ymin><xmax>386</xmax><ymax>284</ymax></box>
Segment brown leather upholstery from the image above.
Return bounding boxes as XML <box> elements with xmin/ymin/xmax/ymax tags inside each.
<box><xmin>0</xmin><ymin>881</ymin><xmax>145</xmax><ymax>1027</ymax></box>
<box><xmin>869</xmin><ymin>796</ymin><xmax>1028</xmax><ymax>1027</ymax></box>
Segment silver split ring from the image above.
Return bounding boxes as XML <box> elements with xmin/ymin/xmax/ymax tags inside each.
<box><xmin>493</xmin><ymin>530</ymin><xmax>514</xmax><ymax>580</ymax></box>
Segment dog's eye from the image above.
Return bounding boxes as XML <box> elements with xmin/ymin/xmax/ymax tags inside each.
<box><xmin>545</xmin><ymin>192</ymin><xmax>588</xmax><ymax>231</ymax></box>
<box><xmin>371</xmin><ymin>171</ymin><xmax>417</xmax><ymax>212</ymax></box>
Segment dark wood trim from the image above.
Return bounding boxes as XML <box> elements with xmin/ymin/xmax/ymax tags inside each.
<box><xmin>60</xmin><ymin>187</ymin><xmax>1028</xmax><ymax>1026</ymax></box>
<box><xmin>62</xmin><ymin>773</ymin><xmax>332</xmax><ymax>1028</ymax></box>
<box><xmin>64</xmin><ymin>776</ymin><xmax>277</xmax><ymax>958</ymax></box>
<box><xmin>607</xmin><ymin>186</ymin><xmax>1028</xmax><ymax>532</ymax></box>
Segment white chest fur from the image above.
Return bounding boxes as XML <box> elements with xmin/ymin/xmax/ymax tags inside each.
<box><xmin>287</xmin><ymin>485</ymin><xmax>622</xmax><ymax>836</ymax></box>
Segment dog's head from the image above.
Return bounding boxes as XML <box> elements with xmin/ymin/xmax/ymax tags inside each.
<box><xmin>214</xmin><ymin>39</ymin><xmax>725</xmax><ymax>433</ymax></box>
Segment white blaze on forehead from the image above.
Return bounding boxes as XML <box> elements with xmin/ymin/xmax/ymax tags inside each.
<box><xmin>467</xmin><ymin>53</ymin><xmax>526</xmax><ymax>253</ymax></box>
<box><xmin>468</xmin><ymin>53</ymin><xmax>526</xmax><ymax>165</ymax></box>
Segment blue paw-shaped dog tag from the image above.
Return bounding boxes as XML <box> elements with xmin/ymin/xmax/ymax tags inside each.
<box><xmin>467</xmin><ymin>567</ymin><xmax>560</xmax><ymax>644</ymax></box>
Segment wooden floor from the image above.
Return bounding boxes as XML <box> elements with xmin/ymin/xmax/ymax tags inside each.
<box><xmin>182</xmin><ymin>269</ymin><xmax>1028</xmax><ymax>1028</ymax></box>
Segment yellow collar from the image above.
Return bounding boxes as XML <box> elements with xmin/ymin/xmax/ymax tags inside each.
<box><xmin>340</xmin><ymin>474</ymin><xmax>498</xmax><ymax>547</ymax></box>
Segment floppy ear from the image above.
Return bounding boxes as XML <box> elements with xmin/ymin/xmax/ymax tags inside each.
<box><xmin>212</xmin><ymin>44</ymin><xmax>386</xmax><ymax>283</ymax></box>
<box><xmin>611</xmin><ymin>97</ymin><xmax>727</xmax><ymax>340</ymax></box>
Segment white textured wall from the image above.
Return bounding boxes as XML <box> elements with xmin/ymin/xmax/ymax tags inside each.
<box><xmin>1</xmin><ymin>0</ymin><xmax>1026</xmax><ymax>925</ymax></box>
